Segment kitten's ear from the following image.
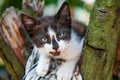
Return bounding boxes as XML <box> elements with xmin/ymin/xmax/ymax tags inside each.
<box><xmin>21</xmin><ymin>13</ymin><xmax>37</xmax><ymax>27</ymax></box>
<box><xmin>55</xmin><ymin>2</ymin><xmax>71</xmax><ymax>25</ymax></box>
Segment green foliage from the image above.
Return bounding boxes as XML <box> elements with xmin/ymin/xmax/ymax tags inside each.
<box><xmin>68</xmin><ymin>0</ymin><xmax>84</xmax><ymax>7</ymax></box>
<box><xmin>0</xmin><ymin>0</ymin><xmax>92</xmax><ymax>17</ymax></box>
<box><xmin>0</xmin><ymin>0</ymin><xmax>22</xmax><ymax>17</ymax></box>
<box><xmin>45</xmin><ymin>0</ymin><xmax>57</xmax><ymax>5</ymax></box>
<box><xmin>45</xmin><ymin>0</ymin><xmax>85</xmax><ymax>7</ymax></box>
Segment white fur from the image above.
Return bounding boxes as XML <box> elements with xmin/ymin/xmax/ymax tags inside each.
<box><xmin>25</xmin><ymin>45</ymin><xmax>38</xmax><ymax>75</ymax></box>
<box><xmin>57</xmin><ymin>30</ymin><xmax>84</xmax><ymax>60</ymax></box>
<box><xmin>34</xmin><ymin>27</ymin><xmax>84</xmax><ymax>80</ymax></box>
<box><xmin>56</xmin><ymin>30</ymin><xmax>84</xmax><ymax>80</ymax></box>
<box><xmin>36</xmin><ymin>50</ymin><xmax>50</xmax><ymax>77</ymax></box>
<box><xmin>57</xmin><ymin>59</ymin><xmax>79</xmax><ymax>80</ymax></box>
<box><xmin>48</xmin><ymin>26</ymin><xmax>57</xmax><ymax>40</ymax></box>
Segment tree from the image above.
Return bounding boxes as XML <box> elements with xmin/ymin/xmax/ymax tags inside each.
<box><xmin>0</xmin><ymin>0</ymin><xmax>44</xmax><ymax>79</ymax></box>
<box><xmin>81</xmin><ymin>0</ymin><xmax>120</xmax><ymax>80</ymax></box>
<box><xmin>0</xmin><ymin>7</ymin><xmax>27</xmax><ymax>80</ymax></box>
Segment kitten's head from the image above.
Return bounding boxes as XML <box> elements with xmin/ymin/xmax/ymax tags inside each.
<box><xmin>21</xmin><ymin>2</ymin><xmax>71</xmax><ymax>56</ymax></box>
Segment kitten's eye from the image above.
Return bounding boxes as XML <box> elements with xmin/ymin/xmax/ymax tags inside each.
<box><xmin>41</xmin><ymin>38</ymin><xmax>48</xmax><ymax>43</ymax></box>
<box><xmin>59</xmin><ymin>33</ymin><xmax>64</xmax><ymax>38</ymax></box>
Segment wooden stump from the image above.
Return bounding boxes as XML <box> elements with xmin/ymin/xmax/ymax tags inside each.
<box><xmin>0</xmin><ymin>0</ymin><xmax>45</xmax><ymax>79</ymax></box>
<box><xmin>0</xmin><ymin>7</ymin><xmax>31</xmax><ymax>80</ymax></box>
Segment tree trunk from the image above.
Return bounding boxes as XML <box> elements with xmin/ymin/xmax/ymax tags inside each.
<box><xmin>0</xmin><ymin>7</ymin><xmax>28</xmax><ymax>80</ymax></box>
<box><xmin>81</xmin><ymin>0</ymin><xmax>120</xmax><ymax>80</ymax></box>
<box><xmin>0</xmin><ymin>0</ymin><xmax>44</xmax><ymax>80</ymax></box>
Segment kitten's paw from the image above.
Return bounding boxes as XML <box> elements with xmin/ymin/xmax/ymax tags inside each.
<box><xmin>57</xmin><ymin>67</ymin><xmax>73</xmax><ymax>80</ymax></box>
<box><xmin>36</xmin><ymin>62</ymin><xmax>49</xmax><ymax>77</ymax></box>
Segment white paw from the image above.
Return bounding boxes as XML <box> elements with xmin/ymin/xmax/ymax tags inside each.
<box><xmin>57</xmin><ymin>66</ymin><xmax>73</xmax><ymax>80</ymax></box>
<box><xmin>36</xmin><ymin>62</ymin><xmax>50</xmax><ymax>77</ymax></box>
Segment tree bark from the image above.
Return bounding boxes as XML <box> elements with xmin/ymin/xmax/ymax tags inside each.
<box><xmin>0</xmin><ymin>7</ymin><xmax>30</xmax><ymax>80</ymax></box>
<box><xmin>0</xmin><ymin>0</ymin><xmax>44</xmax><ymax>80</ymax></box>
<box><xmin>0</xmin><ymin>36</ymin><xmax>24</xmax><ymax>80</ymax></box>
<box><xmin>81</xmin><ymin>0</ymin><xmax>120</xmax><ymax>80</ymax></box>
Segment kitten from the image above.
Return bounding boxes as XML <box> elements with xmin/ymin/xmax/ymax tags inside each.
<box><xmin>21</xmin><ymin>2</ymin><xmax>86</xmax><ymax>80</ymax></box>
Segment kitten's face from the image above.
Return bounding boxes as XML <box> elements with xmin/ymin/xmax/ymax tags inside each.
<box><xmin>21</xmin><ymin>2</ymin><xmax>71</xmax><ymax>56</ymax></box>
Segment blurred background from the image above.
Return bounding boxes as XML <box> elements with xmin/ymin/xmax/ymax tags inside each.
<box><xmin>0</xmin><ymin>0</ymin><xmax>95</xmax><ymax>24</ymax></box>
<box><xmin>0</xmin><ymin>0</ymin><xmax>95</xmax><ymax>80</ymax></box>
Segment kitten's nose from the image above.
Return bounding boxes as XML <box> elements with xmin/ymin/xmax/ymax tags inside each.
<box><xmin>53</xmin><ymin>46</ymin><xmax>59</xmax><ymax>51</ymax></box>
<box><xmin>52</xmin><ymin>36</ymin><xmax>59</xmax><ymax>51</ymax></box>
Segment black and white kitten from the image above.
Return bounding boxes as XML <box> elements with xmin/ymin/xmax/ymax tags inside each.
<box><xmin>21</xmin><ymin>2</ymin><xmax>86</xmax><ymax>80</ymax></box>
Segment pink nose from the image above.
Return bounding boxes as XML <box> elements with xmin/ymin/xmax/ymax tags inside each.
<box><xmin>53</xmin><ymin>46</ymin><xmax>59</xmax><ymax>51</ymax></box>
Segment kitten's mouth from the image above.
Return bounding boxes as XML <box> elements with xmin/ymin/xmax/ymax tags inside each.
<box><xmin>49</xmin><ymin>51</ymin><xmax>60</xmax><ymax>56</ymax></box>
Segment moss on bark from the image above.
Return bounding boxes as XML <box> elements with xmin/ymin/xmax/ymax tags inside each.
<box><xmin>81</xmin><ymin>0</ymin><xmax>120</xmax><ymax>80</ymax></box>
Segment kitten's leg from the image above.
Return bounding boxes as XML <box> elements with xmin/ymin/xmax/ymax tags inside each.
<box><xmin>57</xmin><ymin>59</ymin><xmax>78</xmax><ymax>80</ymax></box>
<box><xmin>25</xmin><ymin>46</ymin><xmax>38</xmax><ymax>74</ymax></box>
<box><xmin>36</xmin><ymin>53</ymin><xmax>50</xmax><ymax>77</ymax></box>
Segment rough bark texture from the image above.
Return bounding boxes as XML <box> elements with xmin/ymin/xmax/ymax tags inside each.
<box><xmin>0</xmin><ymin>36</ymin><xmax>24</xmax><ymax>80</ymax></box>
<box><xmin>0</xmin><ymin>7</ymin><xmax>27</xmax><ymax>66</ymax></box>
<box><xmin>81</xmin><ymin>0</ymin><xmax>120</xmax><ymax>80</ymax></box>
<box><xmin>0</xmin><ymin>0</ymin><xmax>44</xmax><ymax>80</ymax></box>
<box><xmin>0</xmin><ymin>7</ymin><xmax>28</xmax><ymax>80</ymax></box>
